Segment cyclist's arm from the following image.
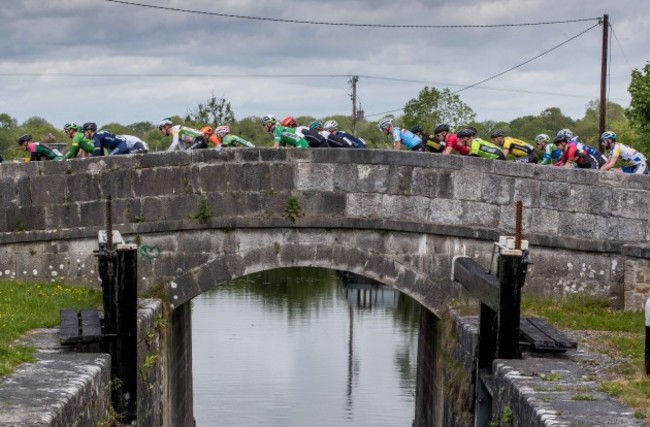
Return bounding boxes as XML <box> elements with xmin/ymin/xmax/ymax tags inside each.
<box><xmin>166</xmin><ymin>129</ymin><xmax>181</xmax><ymax>152</ymax></box>
<box><xmin>600</xmin><ymin>153</ymin><xmax>618</xmax><ymax>171</ymax></box>
<box><xmin>233</xmin><ymin>135</ymin><xmax>255</xmax><ymax>147</ymax></box>
<box><xmin>391</xmin><ymin>128</ymin><xmax>401</xmax><ymax>150</ymax></box>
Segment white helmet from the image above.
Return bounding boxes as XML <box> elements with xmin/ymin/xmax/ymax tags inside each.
<box><xmin>378</xmin><ymin>118</ymin><xmax>393</xmax><ymax>130</ymax></box>
<box><xmin>323</xmin><ymin>120</ymin><xmax>338</xmax><ymax>131</ymax></box>
<box><xmin>557</xmin><ymin>128</ymin><xmax>573</xmax><ymax>139</ymax></box>
<box><xmin>158</xmin><ymin>118</ymin><xmax>173</xmax><ymax>129</ymax></box>
<box><xmin>215</xmin><ymin>125</ymin><xmax>230</xmax><ymax>137</ymax></box>
<box><xmin>262</xmin><ymin>114</ymin><xmax>276</xmax><ymax>125</ymax></box>
<box><xmin>535</xmin><ymin>134</ymin><xmax>550</xmax><ymax>143</ymax></box>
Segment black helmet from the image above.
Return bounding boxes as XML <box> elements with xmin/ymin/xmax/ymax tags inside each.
<box><xmin>490</xmin><ymin>129</ymin><xmax>505</xmax><ymax>138</ymax></box>
<box><xmin>18</xmin><ymin>134</ymin><xmax>32</xmax><ymax>145</ymax></box>
<box><xmin>457</xmin><ymin>129</ymin><xmax>474</xmax><ymax>138</ymax></box>
<box><xmin>434</xmin><ymin>124</ymin><xmax>450</xmax><ymax>134</ymax></box>
<box><xmin>82</xmin><ymin>122</ymin><xmax>97</xmax><ymax>132</ymax></box>
<box><xmin>410</xmin><ymin>125</ymin><xmax>424</xmax><ymax>134</ymax></box>
<box><xmin>554</xmin><ymin>134</ymin><xmax>567</xmax><ymax>144</ymax></box>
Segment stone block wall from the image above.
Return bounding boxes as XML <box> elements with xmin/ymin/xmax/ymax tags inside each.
<box><xmin>623</xmin><ymin>244</ymin><xmax>650</xmax><ymax>311</ymax></box>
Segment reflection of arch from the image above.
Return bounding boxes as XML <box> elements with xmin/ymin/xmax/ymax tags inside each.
<box><xmin>165</xmin><ymin>228</ymin><xmax>459</xmax><ymax>319</ymax></box>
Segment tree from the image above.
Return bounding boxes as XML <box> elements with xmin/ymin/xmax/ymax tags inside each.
<box><xmin>574</xmin><ymin>100</ymin><xmax>635</xmax><ymax>148</ymax></box>
<box><xmin>626</xmin><ymin>62</ymin><xmax>650</xmax><ymax>152</ymax></box>
<box><xmin>185</xmin><ymin>93</ymin><xmax>235</xmax><ymax>128</ymax></box>
<box><xmin>401</xmin><ymin>87</ymin><xmax>475</xmax><ymax>131</ymax></box>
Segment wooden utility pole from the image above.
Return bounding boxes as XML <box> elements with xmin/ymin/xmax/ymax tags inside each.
<box><xmin>599</xmin><ymin>14</ymin><xmax>609</xmax><ymax>152</ymax></box>
<box><xmin>350</xmin><ymin>75</ymin><xmax>359</xmax><ymax>135</ymax></box>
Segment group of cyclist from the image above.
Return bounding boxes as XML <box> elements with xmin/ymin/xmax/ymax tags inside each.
<box><xmin>377</xmin><ymin>117</ymin><xmax>648</xmax><ymax>175</ymax></box>
<box><xmin>10</xmin><ymin>115</ymin><xmax>648</xmax><ymax>175</ymax></box>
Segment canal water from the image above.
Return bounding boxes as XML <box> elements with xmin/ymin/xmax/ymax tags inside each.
<box><xmin>192</xmin><ymin>267</ymin><xmax>421</xmax><ymax>426</ymax></box>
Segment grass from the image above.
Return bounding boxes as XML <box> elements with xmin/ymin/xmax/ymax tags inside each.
<box><xmin>0</xmin><ymin>279</ymin><xmax>102</xmax><ymax>377</ymax></box>
<box><xmin>521</xmin><ymin>295</ymin><xmax>650</xmax><ymax>423</ymax></box>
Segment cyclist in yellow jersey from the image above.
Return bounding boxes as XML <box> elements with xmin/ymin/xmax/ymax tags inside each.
<box><xmin>490</xmin><ymin>129</ymin><xmax>538</xmax><ymax>163</ymax></box>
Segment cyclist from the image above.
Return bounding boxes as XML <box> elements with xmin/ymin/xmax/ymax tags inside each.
<box><xmin>17</xmin><ymin>134</ymin><xmax>62</xmax><ymax>161</ymax></box>
<box><xmin>458</xmin><ymin>128</ymin><xmax>505</xmax><ymax>160</ymax></box>
<box><xmin>301</xmin><ymin>122</ymin><xmax>329</xmax><ymax>148</ymax></box>
<box><xmin>82</xmin><ymin>123</ymin><xmax>131</xmax><ymax>156</ymax></box>
<box><xmin>118</xmin><ymin>135</ymin><xmax>149</xmax><ymax>154</ymax></box>
<box><xmin>554</xmin><ymin>134</ymin><xmax>597</xmax><ymax>169</ymax></box>
<box><xmin>63</xmin><ymin>122</ymin><xmax>94</xmax><ymax>159</ymax></box>
<box><xmin>200</xmin><ymin>126</ymin><xmax>222</xmax><ymax>148</ymax></box>
<box><xmin>262</xmin><ymin>115</ymin><xmax>308</xmax><ymax>148</ymax></box>
<box><xmin>491</xmin><ymin>130</ymin><xmax>538</xmax><ymax>163</ymax></box>
<box><xmin>214</xmin><ymin>125</ymin><xmax>255</xmax><ymax>148</ymax></box>
<box><xmin>535</xmin><ymin>134</ymin><xmax>562</xmax><ymax>165</ymax></box>
<box><xmin>434</xmin><ymin>124</ymin><xmax>469</xmax><ymax>155</ymax></box>
<box><xmin>378</xmin><ymin>118</ymin><xmax>423</xmax><ymax>151</ymax></box>
<box><xmin>599</xmin><ymin>131</ymin><xmax>648</xmax><ymax>174</ymax></box>
<box><xmin>326</xmin><ymin>121</ymin><xmax>366</xmax><ymax>149</ymax></box>
<box><xmin>410</xmin><ymin>125</ymin><xmax>445</xmax><ymax>153</ymax></box>
<box><xmin>158</xmin><ymin>118</ymin><xmax>208</xmax><ymax>152</ymax></box>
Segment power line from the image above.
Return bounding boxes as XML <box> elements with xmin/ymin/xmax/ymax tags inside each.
<box><xmin>103</xmin><ymin>0</ymin><xmax>599</xmax><ymax>29</ymax></box>
<box><xmin>609</xmin><ymin>23</ymin><xmax>633</xmax><ymax>72</ymax></box>
<box><xmin>366</xmin><ymin>22</ymin><xmax>601</xmax><ymax>118</ymax></box>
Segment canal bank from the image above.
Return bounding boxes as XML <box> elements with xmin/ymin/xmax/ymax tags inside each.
<box><xmin>0</xmin><ymin>294</ymin><xmax>645</xmax><ymax>426</ymax></box>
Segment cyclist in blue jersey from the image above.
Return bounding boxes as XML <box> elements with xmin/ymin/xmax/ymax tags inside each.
<box><xmin>82</xmin><ymin>122</ymin><xmax>130</xmax><ymax>156</ymax></box>
<box><xmin>378</xmin><ymin>118</ymin><xmax>423</xmax><ymax>151</ymax></box>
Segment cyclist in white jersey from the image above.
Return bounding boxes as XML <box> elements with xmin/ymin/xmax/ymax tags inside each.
<box><xmin>599</xmin><ymin>131</ymin><xmax>648</xmax><ymax>174</ymax></box>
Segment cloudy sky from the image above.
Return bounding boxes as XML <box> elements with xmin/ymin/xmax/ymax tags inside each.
<box><xmin>0</xmin><ymin>0</ymin><xmax>648</xmax><ymax>129</ymax></box>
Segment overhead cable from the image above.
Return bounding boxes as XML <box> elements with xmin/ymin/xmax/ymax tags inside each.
<box><xmin>103</xmin><ymin>0</ymin><xmax>599</xmax><ymax>29</ymax></box>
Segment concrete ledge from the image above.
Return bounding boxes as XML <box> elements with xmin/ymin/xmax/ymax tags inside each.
<box><xmin>0</xmin><ymin>330</ymin><xmax>110</xmax><ymax>427</ymax></box>
<box><xmin>622</xmin><ymin>243</ymin><xmax>650</xmax><ymax>259</ymax></box>
<box><xmin>452</xmin><ymin>315</ymin><xmax>643</xmax><ymax>426</ymax></box>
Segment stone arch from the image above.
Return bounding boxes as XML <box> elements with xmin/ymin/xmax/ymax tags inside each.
<box><xmin>165</xmin><ymin>228</ymin><xmax>462</xmax><ymax>319</ymax></box>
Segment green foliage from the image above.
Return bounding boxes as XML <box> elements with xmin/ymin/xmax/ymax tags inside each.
<box><xmin>285</xmin><ymin>196</ymin><xmax>303</xmax><ymax>222</ymax></box>
<box><xmin>505</xmin><ymin>107</ymin><xmax>575</xmax><ymax>141</ymax></box>
<box><xmin>185</xmin><ymin>92</ymin><xmax>235</xmax><ymax>129</ymax></box>
<box><xmin>0</xmin><ymin>280</ymin><xmax>102</xmax><ymax>377</ymax></box>
<box><xmin>194</xmin><ymin>198</ymin><xmax>212</xmax><ymax>224</ymax></box>
<box><xmin>402</xmin><ymin>86</ymin><xmax>476</xmax><ymax>131</ymax></box>
<box><xmin>626</xmin><ymin>62</ymin><xmax>650</xmax><ymax>153</ymax></box>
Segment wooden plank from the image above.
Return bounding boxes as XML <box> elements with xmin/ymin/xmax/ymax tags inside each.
<box><xmin>59</xmin><ymin>309</ymin><xmax>81</xmax><ymax>345</ymax></box>
<box><xmin>80</xmin><ymin>309</ymin><xmax>102</xmax><ymax>338</ymax></box>
<box><xmin>453</xmin><ymin>257</ymin><xmax>500</xmax><ymax>311</ymax></box>
<box><xmin>519</xmin><ymin>318</ymin><xmax>558</xmax><ymax>350</ymax></box>
<box><xmin>528</xmin><ymin>317</ymin><xmax>577</xmax><ymax>349</ymax></box>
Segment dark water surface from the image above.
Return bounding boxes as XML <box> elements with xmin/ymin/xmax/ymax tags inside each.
<box><xmin>192</xmin><ymin>268</ymin><xmax>420</xmax><ymax>426</ymax></box>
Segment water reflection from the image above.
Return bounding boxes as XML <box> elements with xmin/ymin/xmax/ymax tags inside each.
<box><xmin>192</xmin><ymin>268</ymin><xmax>420</xmax><ymax>426</ymax></box>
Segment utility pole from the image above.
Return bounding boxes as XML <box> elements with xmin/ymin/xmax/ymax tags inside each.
<box><xmin>350</xmin><ymin>75</ymin><xmax>359</xmax><ymax>135</ymax></box>
<box><xmin>599</xmin><ymin>14</ymin><xmax>609</xmax><ymax>153</ymax></box>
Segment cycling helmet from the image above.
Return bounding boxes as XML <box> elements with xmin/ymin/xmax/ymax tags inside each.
<box><xmin>323</xmin><ymin>120</ymin><xmax>338</xmax><ymax>131</ymax></box>
<box><xmin>158</xmin><ymin>118</ymin><xmax>173</xmax><ymax>129</ymax></box>
<box><xmin>63</xmin><ymin>121</ymin><xmax>78</xmax><ymax>132</ymax></box>
<box><xmin>215</xmin><ymin>125</ymin><xmax>230</xmax><ymax>136</ymax></box>
<box><xmin>262</xmin><ymin>114</ymin><xmax>276</xmax><ymax>125</ymax></box>
<box><xmin>434</xmin><ymin>124</ymin><xmax>450</xmax><ymax>134</ymax></box>
<box><xmin>82</xmin><ymin>122</ymin><xmax>97</xmax><ymax>132</ymax></box>
<box><xmin>457</xmin><ymin>129</ymin><xmax>474</xmax><ymax>138</ymax></box>
<box><xmin>557</xmin><ymin>128</ymin><xmax>573</xmax><ymax>139</ymax></box>
<box><xmin>18</xmin><ymin>134</ymin><xmax>32</xmax><ymax>145</ymax></box>
<box><xmin>280</xmin><ymin>116</ymin><xmax>297</xmax><ymax>127</ymax></box>
<box><xmin>410</xmin><ymin>125</ymin><xmax>424</xmax><ymax>134</ymax></box>
<box><xmin>600</xmin><ymin>131</ymin><xmax>617</xmax><ymax>141</ymax></box>
<box><xmin>378</xmin><ymin>118</ymin><xmax>393</xmax><ymax>131</ymax></box>
<box><xmin>535</xmin><ymin>134</ymin><xmax>550</xmax><ymax>143</ymax></box>
<box><xmin>554</xmin><ymin>134</ymin><xmax>568</xmax><ymax>144</ymax></box>
<box><xmin>200</xmin><ymin>126</ymin><xmax>213</xmax><ymax>136</ymax></box>
<box><xmin>309</xmin><ymin>121</ymin><xmax>323</xmax><ymax>131</ymax></box>
<box><xmin>490</xmin><ymin>129</ymin><xmax>505</xmax><ymax>138</ymax></box>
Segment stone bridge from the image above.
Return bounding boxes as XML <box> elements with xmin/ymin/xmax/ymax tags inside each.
<box><xmin>1</xmin><ymin>148</ymin><xmax>649</xmax><ymax>426</ymax></box>
<box><xmin>1</xmin><ymin>148</ymin><xmax>648</xmax><ymax>312</ymax></box>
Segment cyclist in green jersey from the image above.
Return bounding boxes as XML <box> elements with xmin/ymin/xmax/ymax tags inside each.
<box><xmin>457</xmin><ymin>128</ymin><xmax>505</xmax><ymax>160</ymax></box>
<box><xmin>63</xmin><ymin>122</ymin><xmax>95</xmax><ymax>159</ymax></box>
<box><xmin>158</xmin><ymin>118</ymin><xmax>208</xmax><ymax>152</ymax></box>
<box><xmin>18</xmin><ymin>134</ymin><xmax>62</xmax><ymax>161</ymax></box>
<box><xmin>535</xmin><ymin>134</ymin><xmax>562</xmax><ymax>165</ymax></box>
<box><xmin>215</xmin><ymin>126</ymin><xmax>255</xmax><ymax>148</ymax></box>
<box><xmin>261</xmin><ymin>115</ymin><xmax>308</xmax><ymax>148</ymax></box>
